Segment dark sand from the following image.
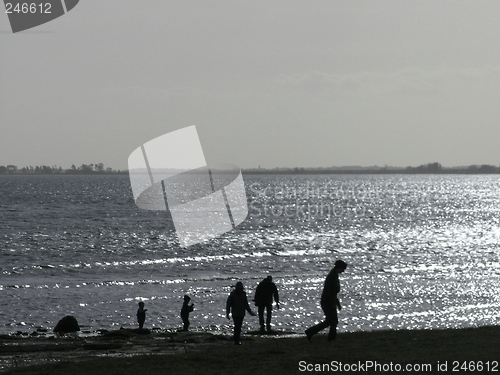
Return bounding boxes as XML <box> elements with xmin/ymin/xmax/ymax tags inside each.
<box><xmin>2</xmin><ymin>326</ymin><xmax>499</xmax><ymax>374</ymax></box>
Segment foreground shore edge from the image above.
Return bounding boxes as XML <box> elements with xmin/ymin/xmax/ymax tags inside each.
<box><xmin>2</xmin><ymin>326</ymin><xmax>499</xmax><ymax>374</ymax></box>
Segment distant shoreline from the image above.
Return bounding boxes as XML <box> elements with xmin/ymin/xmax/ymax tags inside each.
<box><xmin>242</xmin><ymin>168</ymin><xmax>500</xmax><ymax>175</ymax></box>
<box><xmin>1</xmin><ymin>162</ymin><xmax>499</xmax><ymax>175</ymax></box>
<box><xmin>243</xmin><ymin>162</ymin><xmax>500</xmax><ymax>174</ymax></box>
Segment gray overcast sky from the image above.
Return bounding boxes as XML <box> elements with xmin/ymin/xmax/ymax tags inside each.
<box><xmin>1</xmin><ymin>1</ymin><xmax>499</xmax><ymax>169</ymax></box>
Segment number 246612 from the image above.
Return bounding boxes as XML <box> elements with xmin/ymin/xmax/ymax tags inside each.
<box><xmin>5</xmin><ymin>3</ymin><xmax>52</xmax><ymax>14</ymax></box>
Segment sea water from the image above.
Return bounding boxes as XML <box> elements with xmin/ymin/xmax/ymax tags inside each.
<box><xmin>0</xmin><ymin>174</ymin><xmax>499</xmax><ymax>335</ymax></box>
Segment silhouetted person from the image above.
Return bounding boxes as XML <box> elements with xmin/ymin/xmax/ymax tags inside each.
<box><xmin>180</xmin><ymin>295</ymin><xmax>194</xmax><ymax>331</ymax></box>
<box><xmin>226</xmin><ymin>281</ymin><xmax>256</xmax><ymax>345</ymax></box>
<box><xmin>305</xmin><ymin>260</ymin><xmax>347</xmax><ymax>342</ymax></box>
<box><xmin>137</xmin><ymin>301</ymin><xmax>147</xmax><ymax>329</ymax></box>
<box><xmin>254</xmin><ymin>275</ymin><xmax>280</xmax><ymax>333</ymax></box>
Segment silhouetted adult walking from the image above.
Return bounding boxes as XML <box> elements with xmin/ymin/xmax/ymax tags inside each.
<box><xmin>226</xmin><ymin>281</ymin><xmax>256</xmax><ymax>345</ymax></box>
<box><xmin>305</xmin><ymin>260</ymin><xmax>347</xmax><ymax>342</ymax></box>
<box><xmin>254</xmin><ymin>275</ymin><xmax>280</xmax><ymax>333</ymax></box>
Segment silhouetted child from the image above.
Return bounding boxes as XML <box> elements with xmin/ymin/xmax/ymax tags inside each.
<box><xmin>180</xmin><ymin>295</ymin><xmax>194</xmax><ymax>331</ymax></box>
<box><xmin>137</xmin><ymin>301</ymin><xmax>147</xmax><ymax>329</ymax></box>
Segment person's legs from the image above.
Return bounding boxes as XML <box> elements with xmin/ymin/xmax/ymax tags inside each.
<box><xmin>306</xmin><ymin>317</ymin><xmax>331</xmax><ymax>336</ymax></box>
<box><xmin>266</xmin><ymin>303</ymin><xmax>273</xmax><ymax>331</ymax></box>
<box><xmin>258</xmin><ymin>305</ymin><xmax>265</xmax><ymax>332</ymax></box>
<box><xmin>327</xmin><ymin>309</ymin><xmax>338</xmax><ymax>342</ymax></box>
<box><xmin>182</xmin><ymin>317</ymin><xmax>189</xmax><ymax>331</ymax></box>
<box><xmin>233</xmin><ymin>316</ymin><xmax>244</xmax><ymax>344</ymax></box>
<box><xmin>305</xmin><ymin>302</ymin><xmax>335</xmax><ymax>341</ymax></box>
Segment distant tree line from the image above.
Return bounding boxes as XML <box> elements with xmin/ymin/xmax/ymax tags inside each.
<box><xmin>0</xmin><ymin>163</ymin><xmax>125</xmax><ymax>175</ymax></box>
<box><xmin>404</xmin><ymin>162</ymin><xmax>500</xmax><ymax>174</ymax></box>
<box><xmin>1</xmin><ymin>162</ymin><xmax>499</xmax><ymax>175</ymax></box>
<box><xmin>244</xmin><ymin>162</ymin><xmax>500</xmax><ymax>174</ymax></box>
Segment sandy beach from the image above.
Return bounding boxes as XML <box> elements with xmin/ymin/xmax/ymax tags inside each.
<box><xmin>2</xmin><ymin>326</ymin><xmax>498</xmax><ymax>374</ymax></box>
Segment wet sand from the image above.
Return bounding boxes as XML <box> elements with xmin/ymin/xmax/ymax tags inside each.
<box><xmin>2</xmin><ymin>326</ymin><xmax>499</xmax><ymax>374</ymax></box>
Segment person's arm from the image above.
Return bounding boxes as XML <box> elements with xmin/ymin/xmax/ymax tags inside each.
<box><xmin>273</xmin><ymin>284</ymin><xmax>280</xmax><ymax>309</ymax></box>
<box><xmin>334</xmin><ymin>271</ymin><xmax>341</xmax><ymax>310</ymax></box>
<box><xmin>254</xmin><ymin>284</ymin><xmax>260</xmax><ymax>306</ymax></box>
<box><xmin>325</xmin><ymin>271</ymin><xmax>339</xmax><ymax>302</ymax></box>
<box><xmin>226</xmin><ymin>295</ymin><xmax>232</xmax><ymax>319</ymax></box>
<box><xmin>244</xmin><ymin>294</ymin><xmax>256</xmax><ymax>316</ymax></box>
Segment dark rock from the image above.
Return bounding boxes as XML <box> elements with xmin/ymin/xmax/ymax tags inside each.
<box><xmin>83</xmin><ymin>342</ymin><xmax>123</xmax><ymax>350</ymax></box>
<box><xmin>53</xmin><ymin>316</ymin><xmax>80</xmax><ymax>333</ymax></box>
<box><xmin>0</xmin><ymin>334</ymin><xmax>19</xmax><ymax>340</ymax></box>
<box><xmin>102</xmin><ymin>328</ymin><xmax>151</xmax><ymax>339</ymax></box>
<box><xmin>134</xmin><ymin>328</ymin><xmax>151</xmax><ymax>335</ymax></box>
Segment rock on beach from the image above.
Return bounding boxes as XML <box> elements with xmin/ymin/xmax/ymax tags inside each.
<box><xmin>53</xmin><ymin>316</ymin><xmax>80</xmax><ymax>334</ymax></box>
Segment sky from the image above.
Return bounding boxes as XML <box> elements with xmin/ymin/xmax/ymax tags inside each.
<box><xmin>1</xmin><ymin>0</ymin><xmax>499</xmax><ymax>170</ymax></box>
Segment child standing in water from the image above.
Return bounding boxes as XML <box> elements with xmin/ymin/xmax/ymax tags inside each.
<box><xmin>180</xmin><ymin>295</ymin><xmax>194</xmax><ymax>331</ymax></box>
<box><xmin>137</xmin><ymin>301</ymin><xmax>147</xmax><ymax>329</ymax></box>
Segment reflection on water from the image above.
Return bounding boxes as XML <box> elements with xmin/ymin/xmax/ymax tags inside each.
<box><xmin>0</xmin><ymin>174</ymin><xmax>499</xmax><ymax>335</ymax></box>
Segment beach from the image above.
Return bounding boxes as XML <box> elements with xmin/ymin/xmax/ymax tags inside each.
<box><xmin>2</xmin><ymin>326</ymin><xmax>499</xmax><ymax>374</ymax></box>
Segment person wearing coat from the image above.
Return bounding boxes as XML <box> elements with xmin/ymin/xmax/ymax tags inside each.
<box><xmin>254</xmin><ymin>275</ymin><xmax>280</xmax><ymax>332</ymax></box>
<box><xmin>305</xmin><ymin>260</ymin><xmax>347</xmax><ymax>342</ymax></box>
<box><xmin>226</xmin><ymin>281</ymin><xmax>256</xmax><ymax>344</ymax></box>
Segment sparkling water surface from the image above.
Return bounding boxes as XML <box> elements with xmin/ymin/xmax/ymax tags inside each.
<box><xmin>0</xmin><ymin>174</ymin><xmax>499</xmax><ymax>335</ymax></box>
